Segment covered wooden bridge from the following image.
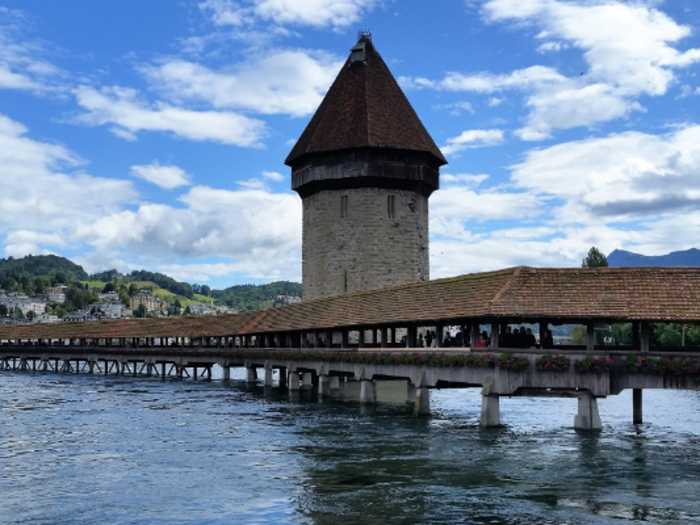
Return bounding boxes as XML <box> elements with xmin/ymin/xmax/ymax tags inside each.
<box><xmin>2</xmin><ymin>265</ymin><xmax>700</xmax><ymax>430</ymax></box>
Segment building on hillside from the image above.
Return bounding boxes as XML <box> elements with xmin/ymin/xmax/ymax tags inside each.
<box><xmin>63</xmin><ymin>310</ymin><xmax>91</xmax><ymax>322</ymax></box>
<box><xmin>45</xmin><ymin>286</ymin><xmax>67</xmax><ymax>304</ymax></box>
<box><xmin>99</xmin><ymin>291</ymin><xmax>120</xmax><ymax>302</ymax></box>
<box><xmin>286</xmin><ymin>32</ymin><xmax>446</xmax><ymax>301</ymax></box>
<box><xmin>215</xmin><ymin>305</ymin><xmax>238</xmax><ymax>314</ymax></box>
<box><xmin>277</xmin><ymin>295</ymin><xmax>302</xmax><ymax>305</ymax></box>
<box><xmin>0</xmin><ymin>293</ymin><xmax>47</xmax><ymax>317</ymax></box>
<box><xmin>130</xmin><ymin>290</ymin><xmax>160</xmax><ymax>312</ymax></box>
<box><xmin>90</xmin><ymin>301</ymin><xmax>125</xmax><ymax>319</ymax></box>
<box><xmin>188</xmin><ymin>303</ymin><xmax>214</xmax><ymax>315</ymax></box>
<box><xmin>33</xmin><ymin>313</ymin><xmax>60</xmax><ymax>324</ymax></box>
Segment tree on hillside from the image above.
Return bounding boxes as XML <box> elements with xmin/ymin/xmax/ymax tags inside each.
<box><xmin>0</xmin><ymin>304</ymin><xmax>7</xmax><ymax>316</ymax></box>
<box><xmin>102</xmin><ymin>282</ymin><xmax>116</xmax><ymax>294</ymax></box>
<box><xmin>135</xmin><ymin>303</ymin><xmax>147</xmax><ymax>318</ymax></box>
<box><xmin>582</xmin><ymin>247</ymin><xmax>608</xmax><ymax>268</ymax></box>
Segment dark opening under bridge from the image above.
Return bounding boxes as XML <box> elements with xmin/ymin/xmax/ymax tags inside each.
<box><xmin>3</xmin><ymin>266</ymin><xmax>700</xmax><ymax>431</ymax></box>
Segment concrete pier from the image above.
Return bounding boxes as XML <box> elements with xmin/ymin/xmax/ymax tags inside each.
<box><xmin>480</xmin><ymin>395</ymin><xmax>501</xmax><ymax>427</ymax></box>
<box><xmin>246</xmin><ymin>367</ymin><xmax>257</xmax><ymax>384</ymax></box>
<box><xmin>414</xmin><ymin>387</ymin><xmax>430</xmax><ymax>416</ymax></box>
<box><xmin>574</xmin><ymin>393</ymin><xmax>602</xmax><ymax>431</ymax></box>
<box><xmin>360</xmin><ymin>379</ymin><xmax>377</xmax><ymax>403</ymax></box>
<box><xmin>288</xmin><ymin>370</ymin><xmax>300</xmax><ymax>391</ymax></box>
<box><xmin>264</xmin><ymin>367</ymin><xmax>273</xmax><ymax>387</ymax></box>
<box><xmin>406</xmin><ymin>381</ymin><xmax>417</xmax><ymax>405</ymax></box>
<box><xmin>330</xmin><ymin>376</ymin><xmax>340</xmax><ymax>390</ymax></box>
<box><xmin>318</xmin><ymin>374</ymin><xmax>331</xmax><ymax>396</ymax></box>
<box><xmin>302</xmin><ymin>372</ymin><xmax>314</xmax><ymax>388</ymax></box>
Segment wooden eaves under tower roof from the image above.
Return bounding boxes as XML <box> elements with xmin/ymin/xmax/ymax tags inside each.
<box><xmin>286</xmin><ymin>32</ymin><xmax>447</xmax><ymax>301</ymax></box>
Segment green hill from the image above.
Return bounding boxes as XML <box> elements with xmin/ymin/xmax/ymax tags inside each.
<box><xmin>0</xmin><ymin>255</ymin><xmax>302</xmax><ymax>313</ymax></box>
<box><xmin>213</xmin><ymin>281</ymin><xmax>302</xmax><ymax>311</ymax></box>
<box><xmin>0</xmin><ymin>254</ymin><xmax>88</xmax><ymax>283</ymax></box>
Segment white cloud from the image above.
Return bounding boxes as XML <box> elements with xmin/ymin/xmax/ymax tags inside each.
<box><xmin>237</xmin><ymin>178</ymin><xmax>269</xmax><ymax>190</ymax></box>
<box><xmin>0</xmin><ymin>11</ymin><xmax>65</xmax><ymax>94</ymax></box>
<box><xmin>441</xmin><ymin>129</ymin><xmax>505</xmax><ymax>155</ymax></box>
<box><xmin>406</xmin><ymin>1</ymin><xmax>700</xmax><ymax>140</ymax></box>
<box><xmin>199</xmin><ymin>0</ymin><xmax>377</xmax><ymax>30</ymax></box>
<box><xmin>5</xmin><ymin>230</ymin><xmax>65</xmax><ymax>258</ymax></box>
<box><xmin>510</xmin><ymin>126</ymin><xmax>700</xmax><ymax>224</ymax></box>
<box><xmin>72</xmin><ymin>85</ymin><xmax>267</xmax><ymax>146</ymax></box>
<box><xmin>441</xmin><ymin>173</ymin><xmax>489</xmax><ymax>187</ymax></box>
<box><xmin>429</xmin><ymin>123</ymin><xmax>700</xmax><ymax>276</ymax></box>
<box><xmin>484</xmin><ymin>0</ymin><xmax>700</xmax><ymax>95</ymax></box>
<box><xmin>536</xmin><ymin>41</ymin><xmax>566</xmax><ymax>53</ymax></box>
<box><xmin>434</xmin><ymin>101</ymin><xmax>475</xmax><ymax>115</ymax></box>
<box><xmin>73</xmin><ymin>186</ymin><xmax>302</xmax><ymax>273</ymax></box>
<box><xmin>140</xmin><ymin>50</ymin><xmax>342</xmax><ymax>117</ymax></box>
<box><xmin>439</xmin><ymin>65</ymin><xmax>565</xmax><ymax>92</ymax></box>
<box><xmin>432</xmin><ymin>186</ymin><xmax>542</xmax><ymax>229</ymax></box>
<box><xmin>517</xmin><ymin>83</ymin><xmax>643</xmax><ymax>140</ymax></box>
<box><xmin>262</xmin><ymin>170</ymin><xmax>284</xmax><ymax>181</ymax></box>
<box><xmin>158</xmin><ymin>256</ymin><xmax>301</xmax><ymax>283</ymax></box>
<box><xmin>0</xmin><ymin>112</ymin><xmax>137</xmax><ymax>254</ymax></box>
<box><xmin>130</xmin><ymin>161</ymin><xmax>192</xmax><ymax>190</ymax></box>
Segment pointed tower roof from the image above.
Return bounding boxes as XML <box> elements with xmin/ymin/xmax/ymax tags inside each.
<box><xmin>285</xmin><ymin>34</ymin><xmax>447</xmax><ymax>167</ymax></box>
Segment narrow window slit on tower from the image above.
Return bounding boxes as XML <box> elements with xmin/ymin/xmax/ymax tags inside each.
<box><xmin>341</xmin><ymin>195</ymin><xmax>348</xmax><ymax>218</ymax></box>
<box><xmin>387</xmin><ymin>195</ymin><xmax>395</xmax><ymax>219</ymax></box>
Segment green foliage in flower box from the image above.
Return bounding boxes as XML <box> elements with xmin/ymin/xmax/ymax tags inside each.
<box><xmin>620</xmin><ymin>355</ymin><xmax>700</xmax><ymax>376</ymax></box>
<box><xmin>225</xmin><ymin>349</ymin><xmax>497</xmax><ymax>368</ymax></box>
<box><xmin>535</xmin><ymin>354</ymin><xmax>570</xmax><ymax>372</ymax></box>
<box><xmin>496</xmin><ymin>352</ymin><xmax>529</xmax><ymax>372</ymax></box>
<box><xmin>574</xmin><ymin>355</ymin><xmax>612</xmax><ymax>374</ymax></box>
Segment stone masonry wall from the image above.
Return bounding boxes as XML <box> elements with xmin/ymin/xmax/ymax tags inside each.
<box><xmin>302</xmin><ymin>187</ymin><xmax>429</xmax><ymax>300</ymax></box>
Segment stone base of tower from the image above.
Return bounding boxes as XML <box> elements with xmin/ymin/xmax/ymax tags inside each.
<box><xmin>302</xmin><ymin>187</ymin><xmax>429</xmax><ymax>301</ymax></box>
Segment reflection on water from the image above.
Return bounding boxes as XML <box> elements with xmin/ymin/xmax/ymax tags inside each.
<box><xmin>1</xmin><ymin>369</ymin><xmax>700</xmax><ymax>524</ymax></box>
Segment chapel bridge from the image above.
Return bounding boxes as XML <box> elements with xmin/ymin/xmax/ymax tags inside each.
<box><xmin>2</xmin><ymin>265</ymin><xmax>700</xmax><ymax>431</ymax></box>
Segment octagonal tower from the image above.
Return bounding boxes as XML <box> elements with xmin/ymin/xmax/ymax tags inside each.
<box><xmin>286</xmin><ymin>33</ymin><xmax>447</xmax><ymax>301</ymax></box>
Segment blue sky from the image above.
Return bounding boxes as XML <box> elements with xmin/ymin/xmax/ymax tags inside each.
<box><xmin>2</xmin><ymin>0</ymin><xmax>700</xmax><ymax>289</ymax></box>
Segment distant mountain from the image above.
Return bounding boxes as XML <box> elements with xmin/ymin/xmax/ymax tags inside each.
<box><xmin>607</xmin><ymin>248</ymin><xmax>700</xmax><ymax>267</ymax></box>
<box><xmin>0</xmin><ymin>254</ymin><xmax>88</xmax><ymax>282</ymax></box>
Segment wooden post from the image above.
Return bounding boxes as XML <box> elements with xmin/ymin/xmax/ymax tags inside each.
<box><xmin>407</xmin><ymin>325</ymin><xmax>417</xmax><ymax>348</ymax></box>
<box><xmin>490</xmin><ymin>322</ymin><xmax>500</xmax><ymax>350</ymax></box>
<box><xmin>632</xmin><ymin>321</ymin><xmax>641</xmax><ymax>350</ymax></box>
<box><xmin>539</xmin><ymin>322</ymin><xmax>548</xmax><ymax>347</ymax></box>
<box><xmin>470</xmin><ymin>321</ymin><xmax>480</xmax><ymax>349</ymax></box>
<box><xmin>634</xmin><ymin>321</ymin><xmax>650</xmax><ymax>424</ymax></box>
<box><xmin>358</xmin><ymin>328</ymin><xmax>366</xmax><ymax>348</ymax></box>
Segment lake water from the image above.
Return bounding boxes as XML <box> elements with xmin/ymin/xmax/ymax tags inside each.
<box><xmin>2</xmin><ymin>368</ymin><xmax>700</xmax><ymax>524</ymax></box>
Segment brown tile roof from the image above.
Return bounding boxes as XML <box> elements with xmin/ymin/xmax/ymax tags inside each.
<box><xmin>285</xmin><ymin>38</ymin><xmax>447</xmax><ymax>166</ymax></box>
<box><xmin>2</xmin><ymin>266</ymin><xmax>700</xmax><ymax>341</ymax></box>
<box><xmin>491</xmin><ymin>266</ymin><xmax>700</xmax><ymax>321</ymax></box>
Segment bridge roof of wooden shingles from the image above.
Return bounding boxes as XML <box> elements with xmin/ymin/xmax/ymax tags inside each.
<box><xmin>1</xmin><ymin>266</ymin><xmax>699</xmax><ymax>340</ymax></box>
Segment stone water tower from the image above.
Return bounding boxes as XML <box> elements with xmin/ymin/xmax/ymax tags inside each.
<box><xmin>286</xmin><ymin>33</ymin><xmax>446</xmax><ymax>301</ymax></box>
